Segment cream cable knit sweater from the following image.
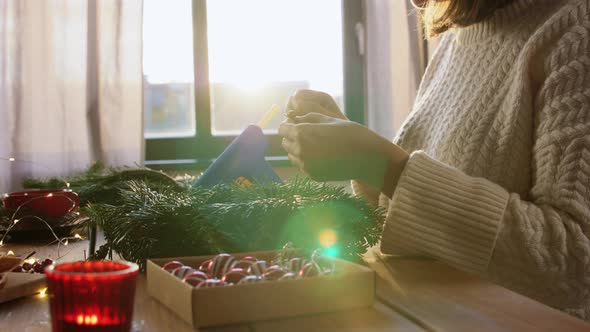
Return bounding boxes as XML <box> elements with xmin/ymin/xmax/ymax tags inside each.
<box><xmin>354</xmin><ymin>0</ymin><xmax>590</xmax><ymax>319</ymax></box>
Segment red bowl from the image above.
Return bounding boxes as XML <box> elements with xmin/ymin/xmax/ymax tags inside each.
<box><xmin>2</xmin><ymin>189</ymin><xmax>79</xmax><ymax>219</ymax></box>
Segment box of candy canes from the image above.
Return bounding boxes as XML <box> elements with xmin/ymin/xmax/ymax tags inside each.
<box><xmin>146</xmin><ymin>249</ymin><xmax>375</xmax><ymax>328</ymax></box>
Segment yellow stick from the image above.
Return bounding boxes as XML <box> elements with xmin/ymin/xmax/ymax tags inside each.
<box><xmin>258</xmin><ymin>104</ymin><xmax>281</xmax><ymax>129</ymax></box>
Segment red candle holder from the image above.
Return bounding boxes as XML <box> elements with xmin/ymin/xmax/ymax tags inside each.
<box><xmin>45</xmin><ymin>261</ymin><xmax>139</xmax><ymax>332</ymax></box>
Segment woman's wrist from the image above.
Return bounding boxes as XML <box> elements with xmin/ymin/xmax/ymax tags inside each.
<box><xmin>374</xmin><ymin>136</ymin><xmax>409</xmax><ymax>197</ymax></box>
<box><xmin>359</xmin><ymin>136</ymin><xmax>409</xmax><ymax>197</ymax></box>
<box><xmin>381</xmin><ymin>150</ymin><xmax>409</xmax><ymax>198</ymax></box>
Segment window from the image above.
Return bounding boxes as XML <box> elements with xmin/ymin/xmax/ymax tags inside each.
<box><xmin>144</xmin><ymin>0</ymin><xmax>365</xmax><ymax>168</ymax></box>
<box><xmin>143</xmin><ymin>0</ymin><xmax>195</xmax><ymax>139</ymax></box>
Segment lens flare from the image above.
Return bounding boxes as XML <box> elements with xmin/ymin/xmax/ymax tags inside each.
<box><xmin>324</xmin><ymin>246</ymin><xmax>339</xmax><ymax>257</ymax></box>
<box><xmin>319</xmin><ymin>229</ymin><xmax>337</xmax><ymax>247</ymax></box>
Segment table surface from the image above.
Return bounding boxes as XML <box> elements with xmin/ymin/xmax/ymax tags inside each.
<box><xmin>2</xmin><ymin>235</ymin><xmax>590</xmax><ymax>332</ymax></box>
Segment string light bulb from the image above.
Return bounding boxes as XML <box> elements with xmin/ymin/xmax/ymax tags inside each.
<box><xmin>39</xmin><ymin>287</ymin><xmax>48</xmax><ymax>298</ymax></box>
<box><xmin>1</xmin><ymin>156</ymin><xmax>90</xmax><ymax>259</ymax></box>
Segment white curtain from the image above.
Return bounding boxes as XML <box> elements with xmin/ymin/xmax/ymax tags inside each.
<box><xmin>0</xmin><ymin>0</ymin><xmax>144</xmax><ymax>193</ymax></box>
<box><xmin>365</xmin><ymin>0</ymin><xmax>425</xmax><ymax>140</ymax></box>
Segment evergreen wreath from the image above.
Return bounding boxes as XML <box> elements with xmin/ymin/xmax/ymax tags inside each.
<box><xmin>5</xmin><ymin>163</ymin><xmax>385</xmax><ymax>270</ymax></box>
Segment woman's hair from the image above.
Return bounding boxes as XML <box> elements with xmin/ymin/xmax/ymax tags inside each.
<box><xmin>419</xmin><ymin>0</ymin><xmax>515</xmax><ymax>36</ymax></box>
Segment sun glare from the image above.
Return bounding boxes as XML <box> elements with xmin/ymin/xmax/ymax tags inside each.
<box><xmin>143</xmin><ymin>0</ymin><xmax>343</xmax><ymax>135</ymax></box>
<box><xmin>207</xmin><ymin>0</ymin><xmax>342</xmax><ymax>93</ymax></box>
<box><xmin>143</xmin><ymin>0</ymin><xmax>342</xmax><ymax>94</ymax></box>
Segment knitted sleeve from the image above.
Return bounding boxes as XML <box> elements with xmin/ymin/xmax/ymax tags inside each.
<box><xmin>379</xmin><ymin>4</ymin><xmax>590</xmax><ymax>314</ymax></box>
<box><xmin>350</xmin><ymin>34</ymin><xmax>453</xmax><ymax>208</ymax></box>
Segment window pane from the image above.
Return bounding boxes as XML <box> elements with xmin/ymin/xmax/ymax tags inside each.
<box><xmin>207</xmin><ymin>0</ymin><xmax>343</xmax><ymax>135</ymax></box>
<box><xmin>143</xmin><ymin>0</ymin><xmax>196</xmax><ymax>139</ymax></box>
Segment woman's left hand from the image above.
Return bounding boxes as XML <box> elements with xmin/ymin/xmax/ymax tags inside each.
<box><xmin>279</xmin><ymin>112</ymin><xmax>409</xmax><ymax>194</ymax></box>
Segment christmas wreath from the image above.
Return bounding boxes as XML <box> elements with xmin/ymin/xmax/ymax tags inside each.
<box><xmin>3</xmin><ymin>163</ymin><xmax>384</xmax><ymax>270</ymax></box>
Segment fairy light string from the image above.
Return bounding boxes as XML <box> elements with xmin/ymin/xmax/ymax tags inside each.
<box><xmin>0</xmin><ymin>194</ymin><xmax>85</xmax><ymax>258</ymax></box>
<box><xmin>1</xmin><ymin>156</ymin><xmax>83</xmax><ymax>260</ymax></box>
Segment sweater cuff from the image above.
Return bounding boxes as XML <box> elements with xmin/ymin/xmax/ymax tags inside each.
<box><xmin>380</xmin><ymin>151</ymin><xmax>509</xmax><ymax>274</ymax></box>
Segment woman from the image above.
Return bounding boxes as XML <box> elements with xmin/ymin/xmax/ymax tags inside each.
<box><xmin>279</xmin><ymin>0</ymin><xmax>590</xmax><ymax>320</ymax></box>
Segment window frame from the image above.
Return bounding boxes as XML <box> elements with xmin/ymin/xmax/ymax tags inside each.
<box><xmin>145</xmin><ymin>0</ymin><xmax>365</xmax><ymax>169</ymax></box>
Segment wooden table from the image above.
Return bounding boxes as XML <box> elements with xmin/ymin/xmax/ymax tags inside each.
<box><xmin>2</xmin><ymin>236</ymin><xmax>589</xmax><ymax>332</ymax></box>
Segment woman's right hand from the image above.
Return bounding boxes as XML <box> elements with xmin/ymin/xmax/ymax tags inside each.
<box><xmin>286</xmin><ymin>90</ymin><xmax>348</xmax><ymax>121</ymax></box>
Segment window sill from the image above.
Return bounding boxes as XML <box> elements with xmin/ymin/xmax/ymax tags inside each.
<box><xmin>144</xmin><ymin>156</ymin><xmax>293</xmax><ymax>171</ymax></box>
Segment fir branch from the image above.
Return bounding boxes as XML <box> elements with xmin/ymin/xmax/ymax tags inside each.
<box><xmin>20</xmin><ymin>163</ymin><xmax>385</xmax><ymax>270</ymax></box>
<box><xmin>85</xmin><ymin>178</ymin><xmax>384</xmax><ymax>269</ymax></box>
<box><xmin>23</xmin><ymin>162</ymin><xmax>182</xmax><ymax>206</ymax></box>
<box><xmin>89</xmin><ymin>244</ymin><xmax>111</xmax><ymax>260</ymax></box>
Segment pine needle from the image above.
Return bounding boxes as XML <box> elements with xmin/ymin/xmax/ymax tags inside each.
<box><xmin>17</xmin><ymin>165</ymin><xmax>385</xmax><ymax>271</ymax></box>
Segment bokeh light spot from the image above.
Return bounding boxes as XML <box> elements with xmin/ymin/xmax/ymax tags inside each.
<box><xmin>324</xmin><ymin>246</ymin><xmax>339</xmax><ymax>257</ymax></box>
<box><xmin>319</xmin><ymin>229</ymin><xmax>337</xmax><ymax>247</ymax></box>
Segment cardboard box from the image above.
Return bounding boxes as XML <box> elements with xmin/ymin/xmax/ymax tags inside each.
<box><xmin>147</xmin><ymin>251</ymin><xmax>375</xmax><ymax>328</ymax></box>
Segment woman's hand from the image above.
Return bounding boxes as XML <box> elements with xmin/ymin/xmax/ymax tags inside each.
<box><xmin>279</xmin><ymin>112</ymin><xmax>409</xmax><ymax>196</ymax></box>
<box><xmin>286</xmin><ymin>89</ymin><xmax>348</xmax><ymax>120</ymax></box>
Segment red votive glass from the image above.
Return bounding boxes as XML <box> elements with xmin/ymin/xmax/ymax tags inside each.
<box><xmin>45</xmin><ymin>261</ymin><xmax>139</xmax><ymax>332</ymax></box>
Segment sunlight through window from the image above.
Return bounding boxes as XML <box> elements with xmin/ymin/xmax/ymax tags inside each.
<box><xmin>207</xmin><ymin>0</ymin><xmax>343</xmax><ymax>135</ymax></box>
<box><xmin>143</xmin><ymin>0</ymin><xmax>344</xmax><ymax>138</ymax></box>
